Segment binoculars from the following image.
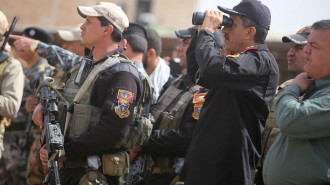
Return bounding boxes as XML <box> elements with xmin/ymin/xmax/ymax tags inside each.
<box><xmin>192</xmin><ymin>12</ymin><xmax>233</xmax><ymax>28</ymax></box>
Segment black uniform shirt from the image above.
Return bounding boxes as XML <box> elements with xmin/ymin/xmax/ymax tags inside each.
<box><xmin>183</xmin><ymin>29</ymin><xmax>279</xmax><ymax>185</ymax></box>
<box><xmin>59</xmin><ymin>49</ymin><xmax>143</xmax><ymax>160</ymax></box>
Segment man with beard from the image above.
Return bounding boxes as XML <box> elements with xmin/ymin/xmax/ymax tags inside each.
<box><xmin>144</xmin><ymin>28</ymin><xmax>171</xmax><ymax>106</ymax></box>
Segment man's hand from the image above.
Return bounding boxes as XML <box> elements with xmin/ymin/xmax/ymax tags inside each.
<box><xmin>129</xmin><ymin>146</ymin><xmax>141</xmax><ymax>163</ymax></box>
<box><xmin>32</xmin><ymin>103</ymin><xmax>43</xmax><ymax>129</ymax></box>
<box><xmin>10</xmin><ymin>35</ymin><xmax>37</xmax><ymax>53</ymax></box>
<box><xmin>292</xmin><ymin>72</ymin><xmax>313</xmax><ymax>93</ymax></box>
<box><xmin>40</xmin><ymin>144</ymin><xmax>48</xmax><ymax>166</ymax></box>
<box><xmin>40</xmin><ymin>144</ymin><xmax>67</xmax><ymax>166</ymax></box>
<box><xmin>199</xmin><ymin>10</ymin><xmax>223</xmax><ymax>33</ymax></box>
<box><xmin>25</xmin><ymin>96</ymin><xmax>39</xmax><ymax>113</ymax></box>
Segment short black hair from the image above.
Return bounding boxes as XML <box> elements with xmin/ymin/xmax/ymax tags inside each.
<box><xmin>311</xmin><ymin>19</ymin><xmax>330</xmax><ymax>30</ymax></box>
<box><xmin>125</xmin><ymin>34</ymin><xmax>147</xmax><ymax>53</ymax></box>
<box><xmin>145</xmin><ymin>28</ymin><xmax>162</xmax><ymax>56</ymax></box>
<box><xmin>97</xmin><ymin>16</ymin><xmax>122</xmax><ymax>43</ymax></box>
<box><xmin>240</xmin><ymin>15</ymin><xmax>268</xmax><ymax>44</ymax></box>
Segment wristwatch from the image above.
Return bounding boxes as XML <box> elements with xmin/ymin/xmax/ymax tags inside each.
<box><xmin>30</xmin><ymin>41</ymin><xmax>40</xmax><ymax>52</ymax></box>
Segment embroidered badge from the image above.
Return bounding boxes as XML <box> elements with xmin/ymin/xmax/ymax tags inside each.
<box><xmin>115</xmin><ymin>89</ymin><xmax>135</xmax><ymax>119</ymax></box>
<box><xmin>192</xmin><ymin>93</ymin><xmax>207</xmax><ymax>120</ymax></box>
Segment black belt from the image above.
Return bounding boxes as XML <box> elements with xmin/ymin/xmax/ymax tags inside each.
<box><xmin>62</xmin><ymin>159</ymin><xmax>88</xmax><ymax>169</ymax></box>
<box><xmin>5</xmin><ymin>122</ymin><xmax>26</xmax><ymax>131</ymax></box>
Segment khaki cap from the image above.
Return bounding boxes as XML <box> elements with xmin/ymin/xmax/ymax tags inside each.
<box><xmin>58</xmin><ymin>26</ymin><xmax>81</xmax><ymax>41</ymax></box>
<box><xmin>0</xmin><ymin>11</ymin><xmax>8</xmax><ymax>36</ymax></box>
<box><xmin>77</xmin><ymin>2</ymin><xmax>129</xmax><ymax>33</ymax></box>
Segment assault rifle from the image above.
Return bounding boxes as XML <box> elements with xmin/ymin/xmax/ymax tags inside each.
<box><xmin>0</xmin><ymin>16</ymin><xmax>19</xmax><ymax>63</ymax></box>
<box><xmin>38</xmin><ymin>65</ymin><xmax>64</xmax><ymax>185</ymax></box>
<box><xmin>125</xmin><ymin>153</ymin><xmax>148</xmax><ymax>185</ymax></box>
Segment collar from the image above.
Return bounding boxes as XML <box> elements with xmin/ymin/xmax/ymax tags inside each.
<box><xmin>314</xmin><ymin>75</ymin><xmax>330</xmax><ymax>89</ymax></box>
<box><xmin>93</xmin><ymin>46</ymin><xmax>124</xmax><ymax>65</ymax></box>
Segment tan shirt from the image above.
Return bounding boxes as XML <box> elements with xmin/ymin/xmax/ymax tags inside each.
<box><xmin>0</xmin><ymin>58</ymin><xmax>24</xmax><ymax>119</ymax></box>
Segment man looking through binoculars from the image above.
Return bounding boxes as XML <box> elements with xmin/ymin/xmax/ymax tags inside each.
<box><xmin>182</xmin><ymin>0</ymin><xmax>280</xmax><ymax>184</ymax></box>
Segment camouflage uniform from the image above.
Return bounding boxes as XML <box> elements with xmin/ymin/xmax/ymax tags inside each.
<box><xmin>0</xmin><ymin>58</ymin><xmax>50</xmax><ymax>185</ymax></box>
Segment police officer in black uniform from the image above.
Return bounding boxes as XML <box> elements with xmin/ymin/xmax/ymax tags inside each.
<box><xmin>183</xmin><ymin>0</ymin><xmax>279</xmax><ymax>185</ymax></box>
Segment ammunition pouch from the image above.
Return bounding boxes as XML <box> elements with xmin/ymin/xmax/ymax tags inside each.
<box><xmin>58</xmin><ymin>102</ymin><xmax>101</xmax><ymax>139</ymax></box>
<box><xmin>79</xmin><ymin>168</ymin><xmax>109</xmax><ymax>185</ymax></box>
<box><xmin>102</xmin><ymin>151</ymin><xmax>130</xmax><ymax>176</ymax></box>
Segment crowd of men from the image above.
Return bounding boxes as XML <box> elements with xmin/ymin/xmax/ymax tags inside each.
<box><xmin>0</xmin><ymin>0</ymin><xmax>329</xmax><ymax>185</ymax></box>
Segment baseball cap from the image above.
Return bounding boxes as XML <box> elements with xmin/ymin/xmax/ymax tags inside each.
<box><xmin>77</xmin><ymin>2</ymin><xmax>129</xmax><ymax>33</ymax></box>
<box><xmin>282</xmin><ymin>26</ymin><xmax>311</xmax><ymax>45</ymax></box>
<box><xmin>23</xmin><ymin>27</ymin><xmax>54</xmax><ymax>44</ymax></box>
<box><xmin>58</xmin><ymin>26</ymin><xmax>81</xmax><ymax>42</ymax></box>
<box><xmin>218</xmin><ymin>0</ymin><xmax>271</xmax><ymax>30</ymax></box>
<box><xmin>123</xmin><ymin>23</ymin><xmax>147</xmax><ymax>39</ymax></box>
<box><xmin>175</xmin><ymin>25</ymin><xmax>199</xmax><ymax>39</ymax></box>
<box><xmin>175</xmin><ymin>26</ymin><xmax>224</xmax><ymax>50</ymax></box>
<box><xmin>0</xmin><ymin>11</ymin><xmax>8</xmax><ymax>36</ymax></box>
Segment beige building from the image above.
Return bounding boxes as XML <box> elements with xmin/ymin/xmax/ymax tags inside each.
<box><xmin>1</xmin><ymin>0</ymin><xmax>197</xmax><ymax>36</ymax></box>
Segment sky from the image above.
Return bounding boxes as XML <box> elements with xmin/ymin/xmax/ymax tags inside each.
<box><xmin>197</xmin><ymin>0</ymin><xmax>330</xmax><ymax>41</ymax></box>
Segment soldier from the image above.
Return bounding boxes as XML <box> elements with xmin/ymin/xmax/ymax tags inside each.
<box><xmin>0</xmin><ymin>11</ymin><xmax>25</xmax><ymax>185</ymax></box>
<box><xmin>1</xmin><ymin>26</ymin><xmax>53</xmax><ymax>185</ymax></box>
<box><xmin>183</xmin><ymin>0</ymin><xmax>279</xmax><ymax>184</ymax></box>
<box><xmin>255</xmin><ymin>26</ymin><xmax>312</xmax><ymax>185</ymax></box>
<box><xmin>128</xmin><ymin>26</ymin><xmax>223</xmax><ymax>185</ymax></box>
<box><xmin>13</xmin><ymin>2</ymin><xmax>144</xmax><ymax>184</ymax></box>
<box><xmin>58</xmin><ymin>26</ymin><xmax>85</xmax><ymax>57</ymax></box>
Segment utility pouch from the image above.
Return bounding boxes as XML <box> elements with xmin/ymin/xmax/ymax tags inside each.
<box><xmin>158</xmin><ymin>112</ymin><xmax>175</xmax><ymax>130</ymax></box>
<box><xmin>121</xmin><ymin>116</ymin><xmax>152</xmax><ymax>149</ymax></box>
<box><xmin>102</xmin><ymin>151</ymin><xmax>129</xmax><ymax>176</ymax></box>
<box><xmin>79</xmin><ymin>168</ymin><xmax>108</xmax><ymax>185</ymax></box>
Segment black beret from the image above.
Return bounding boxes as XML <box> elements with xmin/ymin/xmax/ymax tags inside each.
<box><xmin>23</xmin><ymin>27</ymin><xmax>54</xmax><ymax>44</ymax></box>
<box><xmin>123</xmin><ymin>23</ymin><xmax>147</xmax><ymax>39</ymax></box>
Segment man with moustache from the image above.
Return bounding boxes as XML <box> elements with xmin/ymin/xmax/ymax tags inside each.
<box><xmin>183</xmin><ymin>0</ymin><xmax>279</xmax><ymax>184</ymax></box>
<box><xmin>263</xmin><ymin>19</ymin><xmax>330</xmax><ymax>185</ymax></box>
<box><xmin>12</xmin><ymin>2</ymin><xmax>143</xmax><ymax>184</ymax></box>
<box><xmin>255</xmin><ymin>26</ymin><xmax>312</xmax><ymax>185</ymax></box>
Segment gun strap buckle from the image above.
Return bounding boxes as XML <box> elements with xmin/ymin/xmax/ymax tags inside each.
<box><xmin>67</xmin><ymin>101</ymin><xmax>77</xmax><ymax>113</ymax></box>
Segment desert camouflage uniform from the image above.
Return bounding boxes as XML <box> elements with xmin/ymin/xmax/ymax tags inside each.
<box><xmin>0</xmin><ymin>58</ymin><xmax>50</xmax><ymax>185</ymax></box>
<box><xmin>0</xmin><ymin>56</ymin><xmax>24</xmax><ymax>185</ymax></box>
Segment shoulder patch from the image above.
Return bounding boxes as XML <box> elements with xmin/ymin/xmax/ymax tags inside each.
<box><xmin>192</xmin><ymin>93</ymin><xmax>207</xmax><ymax>120</ymax></box>
<box><xmin>115</xmin><ymin>89</ymin><xmax>135</xmax><ymax>119</ymax></box>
